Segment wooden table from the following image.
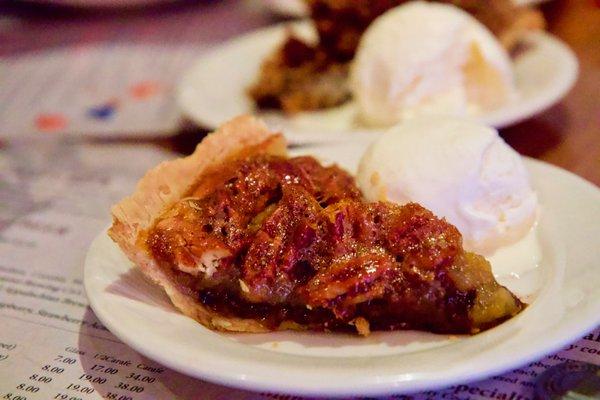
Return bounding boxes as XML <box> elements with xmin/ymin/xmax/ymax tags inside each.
<box><xmin>500</xmin><ymin>0</ymin><xmax>600</xmax><ymax>186</ymax></box>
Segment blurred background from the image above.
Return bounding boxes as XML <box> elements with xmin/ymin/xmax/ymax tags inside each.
<box><xmin>0</xmin><ymin>0</ymin><xmax>598</xmax><ymax>184</ymax></box>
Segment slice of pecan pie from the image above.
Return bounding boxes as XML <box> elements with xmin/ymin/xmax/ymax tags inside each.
<box><xmin>109</xmin><ymin>116</ymin><xmax>524</xmax><ymax>335</ymax></box>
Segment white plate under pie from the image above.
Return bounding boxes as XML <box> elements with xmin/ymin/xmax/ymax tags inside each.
<box><xmin>84</xmin><ymin>143</ymin><xmax>600</xmax><ymax>397</ymax></box>
<box><xmin>177</xmin><ymin>21</ymin><xmax>578</xmax><ymax>144</ymax></box>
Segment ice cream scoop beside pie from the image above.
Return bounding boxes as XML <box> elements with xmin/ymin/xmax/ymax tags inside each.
<box><xmin>109</xmin><ymin>116</ymin><xmax>531</xmax><ymax>336</ymax></box>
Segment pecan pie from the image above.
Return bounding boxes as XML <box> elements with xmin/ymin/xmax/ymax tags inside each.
<box><xmin>109</xmin><ymin>116</ymin><xmax>524</xmax><ymax>335</ymax></box>
<box><xmin>248</xmin><ymin>0</ymin><xmax>545</xmax><ymax>113</ymax></box>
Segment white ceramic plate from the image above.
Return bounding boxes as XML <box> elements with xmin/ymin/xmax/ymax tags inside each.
<box><xmin>85</xmin><ymin>146</ymin><xmax>600</xmax><ymax>397</ymax></box>
<box><xmin>178</xmin><ymin>21</ymin><xmax>578</xmax><ymax>144</ymax></box>
<box><xmin>263</xmin><ymin>0</ymin><xmax>308</xmax><ymax>17</ymax></box>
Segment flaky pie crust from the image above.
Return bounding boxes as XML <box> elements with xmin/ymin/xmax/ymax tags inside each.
<box><xmin>109</xmin><ymin>115</ymin><xmax>290</xmax><ymax>332</ymax></box>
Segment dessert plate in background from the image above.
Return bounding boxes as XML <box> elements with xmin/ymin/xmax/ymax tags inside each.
<box><xmin>84</xmin><ymin>143</ymin><xmax>600</xmax><ymax>396</ymax></box>
<box><xmin>177</xmin><ymin>22</ymin><xmax>578</xmax><ymax>144</ymax></box>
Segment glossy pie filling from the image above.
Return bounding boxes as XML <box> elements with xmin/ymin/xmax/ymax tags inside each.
<box><xmin>145</xmin><ymin>155</ymin><xmax>523</xmax><ymax>334</ymax></box>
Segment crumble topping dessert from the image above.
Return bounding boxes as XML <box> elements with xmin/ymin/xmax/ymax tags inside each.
<box><xmin>248</xmin><ymin>0</ymin><xmax>544</xmax><ymax>114</ymax></box>
<box><xmin>247</xmin><ymin>36</ymin><xmax>351</xmax><ymax>113</ymax></box>
<box><xmin>109</xmin><ymin>116</ymin><xmax>524</xmax><ymax>336</ymax></box>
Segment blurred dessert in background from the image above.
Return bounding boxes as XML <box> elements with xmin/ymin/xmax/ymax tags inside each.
<box><xmin>357</xmin><ymin>117</ymin><xmax>538</xmax><ymax>256</ymax></box>
<box><xmin>248</xmin><ymin>0</ymin><xmax>544</xmax><ymax>116</ymax></box>
<box><xmin>350</xmin><ymin>2</ymin><xmax>516</xmax><ymax>126</ymax></box>
<box><xmin>248</xmin><ymin>36</ymin><xmax>351</xmax><ymax>112</ymax></box>
<box><xmin>310</xmin><ymin>0</ymin><xmax>545</xmax><ymax>61</ymax></box>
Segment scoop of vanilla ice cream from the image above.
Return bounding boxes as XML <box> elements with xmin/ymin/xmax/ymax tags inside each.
<box><xmin>357</xmin><ymin>117</ymin><xmax>538</xmax><ymax>255</ymax></box>
<box><xmin>350</xmin><ymin>1</ymin><xmax>516</xmax><ymax>127</ymax></box>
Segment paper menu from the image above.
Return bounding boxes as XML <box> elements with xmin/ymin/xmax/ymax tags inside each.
<box><xmin>0</xmin><ymin>141</ymin><xmax>261</xmax><ymax>399</ymax></box>
<box><xmin>0</xmin><ymin>44</ymin><xmax>200</xmax><ymax>139</ymax></box>
<box><xmin>0</xmin><ymin>141</ymin><xmax>598</xmax><ymax>400</ymax></box>
<box><xmin>0</xmin><ymin>0</ymin><xmax>275</xmax><ymax>140</ymax></box>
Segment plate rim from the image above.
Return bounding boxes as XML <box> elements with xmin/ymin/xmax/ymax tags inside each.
<box><xmin>85</xmin><ymin>158</ymin><xmax>600</xmax><ymax>397</ymax></box>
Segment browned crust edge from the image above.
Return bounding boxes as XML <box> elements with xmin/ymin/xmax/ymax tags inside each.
<box><xmin>108</xmin><ymin>115</ymin><xmax>288</xmax><ymax>332</ymax></box>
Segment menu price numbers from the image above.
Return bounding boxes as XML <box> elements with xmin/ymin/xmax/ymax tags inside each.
<box><xmin>65</xmin><ymin>384</ymin><xmax>94</xmax><ymax>394</ymax></box>
<box><xmin>15</xmin><ymin>385</ymin><xmax>38</xmax><ymax>394</ymax></box>
<box><xmin>42</xmin><ymin>365</ymin><xmax>65</xmax><ymax>374</ymax></box>
<box><xmin>54</xmin><ymin>355</ymin><xmax>77</xmax><ymax>365</ymax></box>
<box><xmin>78</xmin><ymin>373</ymin><xmax>107</xmax><ymax>384</ymax></box>
<box><xmin>29</xmin><ymin>374</ymin><xmax>52</xmax><ymax>383</ymax></box>
<box><xmin>114</xmin><ymin>382</ymin><xmax>144</xmax><ymax>393</ymax></box>
<box><xmin>90</xmin><ymin>364</ymin><xmax>118</xmax><ymax>375</ymax></box>
<box><xmin>2</xmin><ymin>393</ymin><xmax>27</xmax><ymax>400</ymax></box>
<box><xmin>106</xmin><ymin>393</ymin><xmax>132</xmax><ymax>400</ymax></box>
<box><xmin>54</xmin><ymin>394</ymin><xmax>83</xmax><ymax>400</ymax></box>
<box><xmin>125</xmin><ymin>372</ymin><xmax>155</xmax><ymax>383</ymax></box>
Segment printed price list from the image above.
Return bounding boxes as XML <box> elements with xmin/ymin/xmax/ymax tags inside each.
<box><xmin>1</xmin><ymin>344</ymin><xmax>168</xmax><ymax>400</ymax></box>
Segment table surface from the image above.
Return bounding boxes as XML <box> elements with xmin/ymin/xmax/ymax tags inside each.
<box><xmin>500</xmin><ymin>0</ymin><xmax>600</xmax><ymax>186</ymax></box>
